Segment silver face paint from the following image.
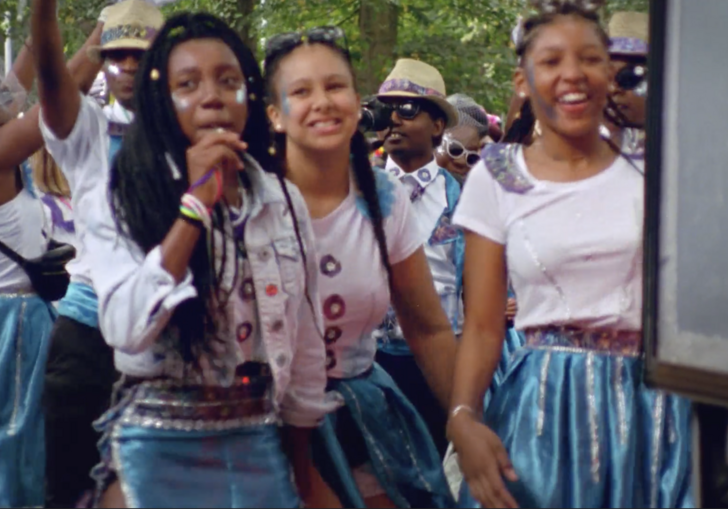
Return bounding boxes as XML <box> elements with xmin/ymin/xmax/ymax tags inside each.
<box><xmin>235</xmin><ymin>84</ymin><xmax>247</xmax><ymax>105</ymax></box>
<box><xmin>104</xmin><ymin>62</ymin><xmax>121</xmax><ymax>76</ymax></box>
<box><xmin>171</xmin><ymin>93</ymin><xmax>191</xmax><ymax>112</ymax></box>
<box><xmin>634</xmin><ymin>80</ymin><xmax>648</xmax><ymax>98</ymax></box>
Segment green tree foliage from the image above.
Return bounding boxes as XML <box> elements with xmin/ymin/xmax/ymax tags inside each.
<box><xmin>3</xmin><ymin>0</ymin><xmax>649</xmax><ymax>116</ymax></box>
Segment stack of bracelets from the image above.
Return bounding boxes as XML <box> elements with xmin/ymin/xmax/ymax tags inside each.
<box><xmin>179</xmin><ymin>167</ymin><xmax>223</xmax><ymax>230</ymax></box>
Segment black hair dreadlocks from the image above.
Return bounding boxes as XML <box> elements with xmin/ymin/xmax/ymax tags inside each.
<box><xmin>109</xmin><ymin>12</ymin><xmax>306</xmax><ymax>364</ymax></box>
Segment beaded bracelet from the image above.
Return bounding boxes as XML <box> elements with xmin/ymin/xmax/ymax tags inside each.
<box><xmin>178</xmin><ymin>211</ymin><xmax>204</xmax><ymax>230</ymax></box>
<box><xmin>181</xmin><ymin>193</ymin><xmax>212</xmax><ymax>230</ymax></box>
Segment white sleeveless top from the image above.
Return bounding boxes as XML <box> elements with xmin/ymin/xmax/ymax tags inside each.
<box><xmin>0</xmin><ymin>189</ymin><xmax>47</xmax><ymax>293</ymax></box>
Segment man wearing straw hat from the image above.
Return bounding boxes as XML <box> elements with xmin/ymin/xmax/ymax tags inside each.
<box><xmin>30</xmin><ymin>0</ymin><xmax>164</xmax><ymax>506</ymax></box>
<box><xmin>374</xmin><ymin>58</ymin><xmax>463</xmax><ymax>457</ymax></box>
<box><xmin>606</xmin><ymin>11</ymin><xmax>649</xmax><ymax>160</ymax></box>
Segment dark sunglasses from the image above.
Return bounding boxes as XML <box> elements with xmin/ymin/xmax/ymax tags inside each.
<box><xmin>615</xmin><ymin>64</ymin><xmax>647</xmax><ymax>91</ymax></box>
<box><xmin>379</xmin><ymin>99</ymin><xmax>426</xmax><ymax>121</ymax></box>
<box><xmin>442</xmin><ymin>135</ymin><xmax>481</xmax><ymax>167</ymax></box>
<box><xmin>265</xmin><ymin>26</ymin><xmax>347</xmax><ymax>58</ymax></box>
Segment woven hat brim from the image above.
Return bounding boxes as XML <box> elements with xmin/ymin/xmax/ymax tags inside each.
<box><xmin>88</xmin><ymin>39</ymin><xmax>152</xmax><ymax>62</ymax></box>
<box><xmin>377</xmin><ymin>91</ymin><xmax>459</xmax><ymax>128</ymax></box>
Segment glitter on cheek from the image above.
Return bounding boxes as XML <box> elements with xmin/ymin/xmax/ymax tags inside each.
<box><xmin>281</xmin><ymin>89</ymin><xmax>291</xmax><ymax>117</ymax></box>
<box><xmin>171</xmin><ymin>93</ymin><xmax>192</xmax><ymax>112</ymax></box>
<box><xmin>104</xmin><ymin>62</ymin><xmax>121</xmax><ymax>76</ymax></box>
<box><xmin>527</xmin><ymin>61</ymin><xmax>557</xmax><ymax>121</ymax></box>
<box><xmin>235</xmin><ymin>84</ymin><xmax>247</xmax><ymax>105</ymax></box>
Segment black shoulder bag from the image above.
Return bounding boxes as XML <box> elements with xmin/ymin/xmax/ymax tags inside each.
<box><xmin>0</xmin><ymin>239</ymin><xmax>76</xmax><ymax>301</ymax></box>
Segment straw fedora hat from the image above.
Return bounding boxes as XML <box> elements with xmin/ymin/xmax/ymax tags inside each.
<box><xmin>608</xmin><ymin>11</ymin><xmax>649</xmax><ymax>57</ymax></box>
<box><xmin>89</xmin><ymin>0</ymin><xmax>164</xmax><ymax>61</ymax></box>
<box><xmin>377</xmin><ymin>59</ymin><xmax>459</xmax><ymax>128</ymax></box>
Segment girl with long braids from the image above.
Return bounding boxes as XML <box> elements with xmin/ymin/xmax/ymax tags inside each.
<box><xmin>42</xmin><ymin>12</ymin><xmax>338</xmax><ymax>508</ymax></box>
<box><xmin>448</xmin><ymin>2</ymin><xmax>692</xmax><ymax>508</ymax></box>
<box><xmin>264</xmin><ymin>28</ymin><xmax>457</xmax><ymax>508</ymax></box>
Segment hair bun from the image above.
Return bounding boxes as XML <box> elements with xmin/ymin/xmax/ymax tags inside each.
<box><xmin>528</xmin><ymin>0</ymin><xmax>606</xmax><ymax>15</ymax></box>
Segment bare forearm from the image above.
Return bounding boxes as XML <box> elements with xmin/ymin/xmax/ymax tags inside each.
<box><xmin>449</xmin><ymin>328</ymin><xmax>503</xmax><ymax>416</ymax></box>
<box><xmin>31</xmin><ymin>0</ymin><xmax>81</xmax><ymax>138</ymax></box>
<box><xmin>160</xmin><ymin>220</ymin><xmax>203</xmax><ymax>282</ymax></box>
<box><xmin>12</xmin><ymin>37</ymin><xmax>35</xmax><ymax>92</ymax></box>
<box><xmin>410</xmin><ymin>327</ymin><xmax>457</xmax><ymax>410</ymax></box>
<box><xmin>68</xmin><ymin>23</ymin><xmax>104</xmax><ymax>94</ymax></box>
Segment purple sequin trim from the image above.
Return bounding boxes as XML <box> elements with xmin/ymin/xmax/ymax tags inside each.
<box><xmin>482</xmin><ymin>143</ymin><xmax>534</xmax><ymax>194</ymax></box>
<box><xmin>609</xmin><ymin>37</ymin><xmax>648</xmax><ymax>55</ymax></box>
<box><xmin>101</xmin><ymin>24</ymin><xmax>159</xmax><ymax>46</ymax></box>
<box><xmin>430</xmin><ymin>214</ymin><xmax>459</xmax><ymax>245</ymax></box>
<box><xmin>378</xmin><ymin>79</ymin><xmax>445</xmax><ymax>98</ymax></box>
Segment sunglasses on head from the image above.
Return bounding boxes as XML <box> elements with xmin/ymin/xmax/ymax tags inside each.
<box><xmin>265</xmin><ymin>26</ymin><xmax>347</xmax><ymax>59</ymax></box>
<box><xmin>442</xmin><ymin>135</ymin><xmax>481</xmax><ymax>167</ymax></box>
<box><xmin>615</xmin><ymin>64</ymin><xmax>646</xmax><ymax>91</ymax></box>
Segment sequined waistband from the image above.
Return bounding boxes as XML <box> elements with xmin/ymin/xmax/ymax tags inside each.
<box><xmin>119</xmin><ymin>367</ymin><xmax>277</xmax><ymax>431</ymax></box>
<box><xmin>525</xmin><ymin>326</ymin><xmax>642</xmax><ymax>357</ymax></box>
<box><xmin>0</xmin><ymin>289</ymin><xmax>36</xmax><ymax>298</ymax></box>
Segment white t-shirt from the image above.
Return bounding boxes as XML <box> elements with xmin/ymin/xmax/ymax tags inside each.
<box><xmin>0</xmin><ymin>189</ymin><xmax>46</xmax><ymax>293</ymax></box>
<box><xmin>39</xmin><ymin>95</ymin><xmax>132</xmax><ymax>287</ymax></box>
<box><xmin>453</xmin><ymin>144</ymin><xmax>644</xmax><ymax>331</ymax></box>
<box><xmin>311</xmin><ymin>169</ymin><xmax>422</xmax><ymax>378</ymax></box>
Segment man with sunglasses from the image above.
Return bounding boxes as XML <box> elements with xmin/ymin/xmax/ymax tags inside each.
<box><xmin>373</xmin><ymin>58</ymin><xmax>463</xmax><ymax>456</ymax></box>
<box><xmin>606</xmin><ymin>11</ymin><xmax>649</xmax><ymax>163</ymax></box>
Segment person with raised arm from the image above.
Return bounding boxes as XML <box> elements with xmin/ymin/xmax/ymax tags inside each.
<box><xmin>0</xmin><ymin>18</ymin><xmax>104</xmax><ymax>508</ymax></box>
<box><xmin>30</xmin><ymin>1</ymin><xmax>166</xmax><ymax>505</ymax></box>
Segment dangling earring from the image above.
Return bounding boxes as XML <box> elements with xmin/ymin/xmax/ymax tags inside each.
<box><xmin>533</xmin><ymin>120</ymin><xmax>542</xmax><ymax>138</ymax></box>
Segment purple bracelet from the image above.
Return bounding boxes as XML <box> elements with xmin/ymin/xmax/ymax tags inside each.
<box><xmin>188</xmin><ymin>167</ymin><xmax>217</xmax><ymax>192</ymax></box>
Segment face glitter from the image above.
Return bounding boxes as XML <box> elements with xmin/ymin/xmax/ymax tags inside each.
<box><xmin>235</xmin><ymin>84</ymin><xmax>247</xmax><ymax>105</ymax></box>
<box><xmin>171</xmin><ymin>93</ymin><xmax>191</xmax><ymax>112</ymax></box>
<box><xmin>104</xmin><ymin>62</ymin><xmax>121</xmax><ymax>76</ymax></box>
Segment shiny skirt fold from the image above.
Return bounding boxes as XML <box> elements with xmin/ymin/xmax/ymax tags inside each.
<box><xmin>460</xmin><ymin>330</ymin><xmax>693</xmax><ymax>508</ymax></box>
<box><xmin>314</xmin><ymin>363</ymin><xmax>455</xmax><ymax>508</ymax></box>
<box><xmin>0</xmin><ymin>294</ymin><xmax>55</xmax><ymax>507</ymax></box>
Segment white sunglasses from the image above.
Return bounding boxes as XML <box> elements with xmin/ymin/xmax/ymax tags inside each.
<box><xmin>440</xmin><ymin>134</ymin><xmax>481</xmax><ymax>167</ymax></box>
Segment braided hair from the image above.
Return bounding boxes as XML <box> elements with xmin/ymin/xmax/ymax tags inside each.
<box><xmin>504</xmin><ymin>0</ymin><xmax>610</xmax><ymax>144</ymax></box>
<box><xmin>109</xmin><ymin>12</ymin><xmax>294</xmax><ymax>364</ymax></box>
<box><xmin>263</xmin><ymin>40</ymin><xmax>393</xmax><ymax>287</ymax></box>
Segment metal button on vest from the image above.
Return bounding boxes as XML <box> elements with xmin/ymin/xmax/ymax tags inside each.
<box><xmin>275</xmin><ymin>353</ymin><xmax>287</xmax><ymax>368</ymax></box>
<box><xmin>270</xmin><ymin>319</ymin><xmax>284</xmax><ymax>333</ymax></box>
<box><xmin>258</xmin><ymin>249</ymin><xmax>271</xmax><ymax>262</ymax></box>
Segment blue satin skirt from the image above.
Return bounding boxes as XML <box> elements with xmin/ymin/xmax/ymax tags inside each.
<box><xmin>0</xmin><ymin>293</ymin><xmax>55</xmax><ymax>507</ymax></box>
<box><xmin>485</xmin><ymin>327</ymin><xmax>526</xmax><ymax>409</ymax></box>
<box><xmin>92</xmin><ymin>375</ymin><xmax>299</xmax><ymax>508</ymax></box>
<box><xmin>313</xmin><ymin>364</ymin><xmax>455</xmax><ymax>508</ymax></box>
<box><xmin>460</xmin><ymin>328</ymin><xmax>693</xmax><ymax>508</ymax></box>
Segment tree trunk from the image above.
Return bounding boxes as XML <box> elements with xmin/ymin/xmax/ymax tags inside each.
<box><xmin>234</xmin><ymin>0</ymin><xmax>258</xmax><ymax>56</ymax></box>
<box><xmin>358</xmin><ymin>0</ymin><xmax>398</xmax><ymax>96</ymax></box>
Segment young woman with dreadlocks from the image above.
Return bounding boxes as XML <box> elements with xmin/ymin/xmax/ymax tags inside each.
<box><xmin>448</xmin><ymin>1</ymin><xmax>692</xmax><ymax>508</ymax></box>
<box><xmin>39</xmin><ymin>12</ymin><xmax>340</xmax><ymax>508</ymax></box>
<box><xmin>264</xmin><ymin>28</ymin><xmax>457</xmax><ymax>509</ymax></box>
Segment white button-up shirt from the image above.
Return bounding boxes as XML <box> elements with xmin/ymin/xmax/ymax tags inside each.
<box><xmin>384</xmin><ymin>157</ymin><xmax>463</xmax><ymax>335</ymax></box>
